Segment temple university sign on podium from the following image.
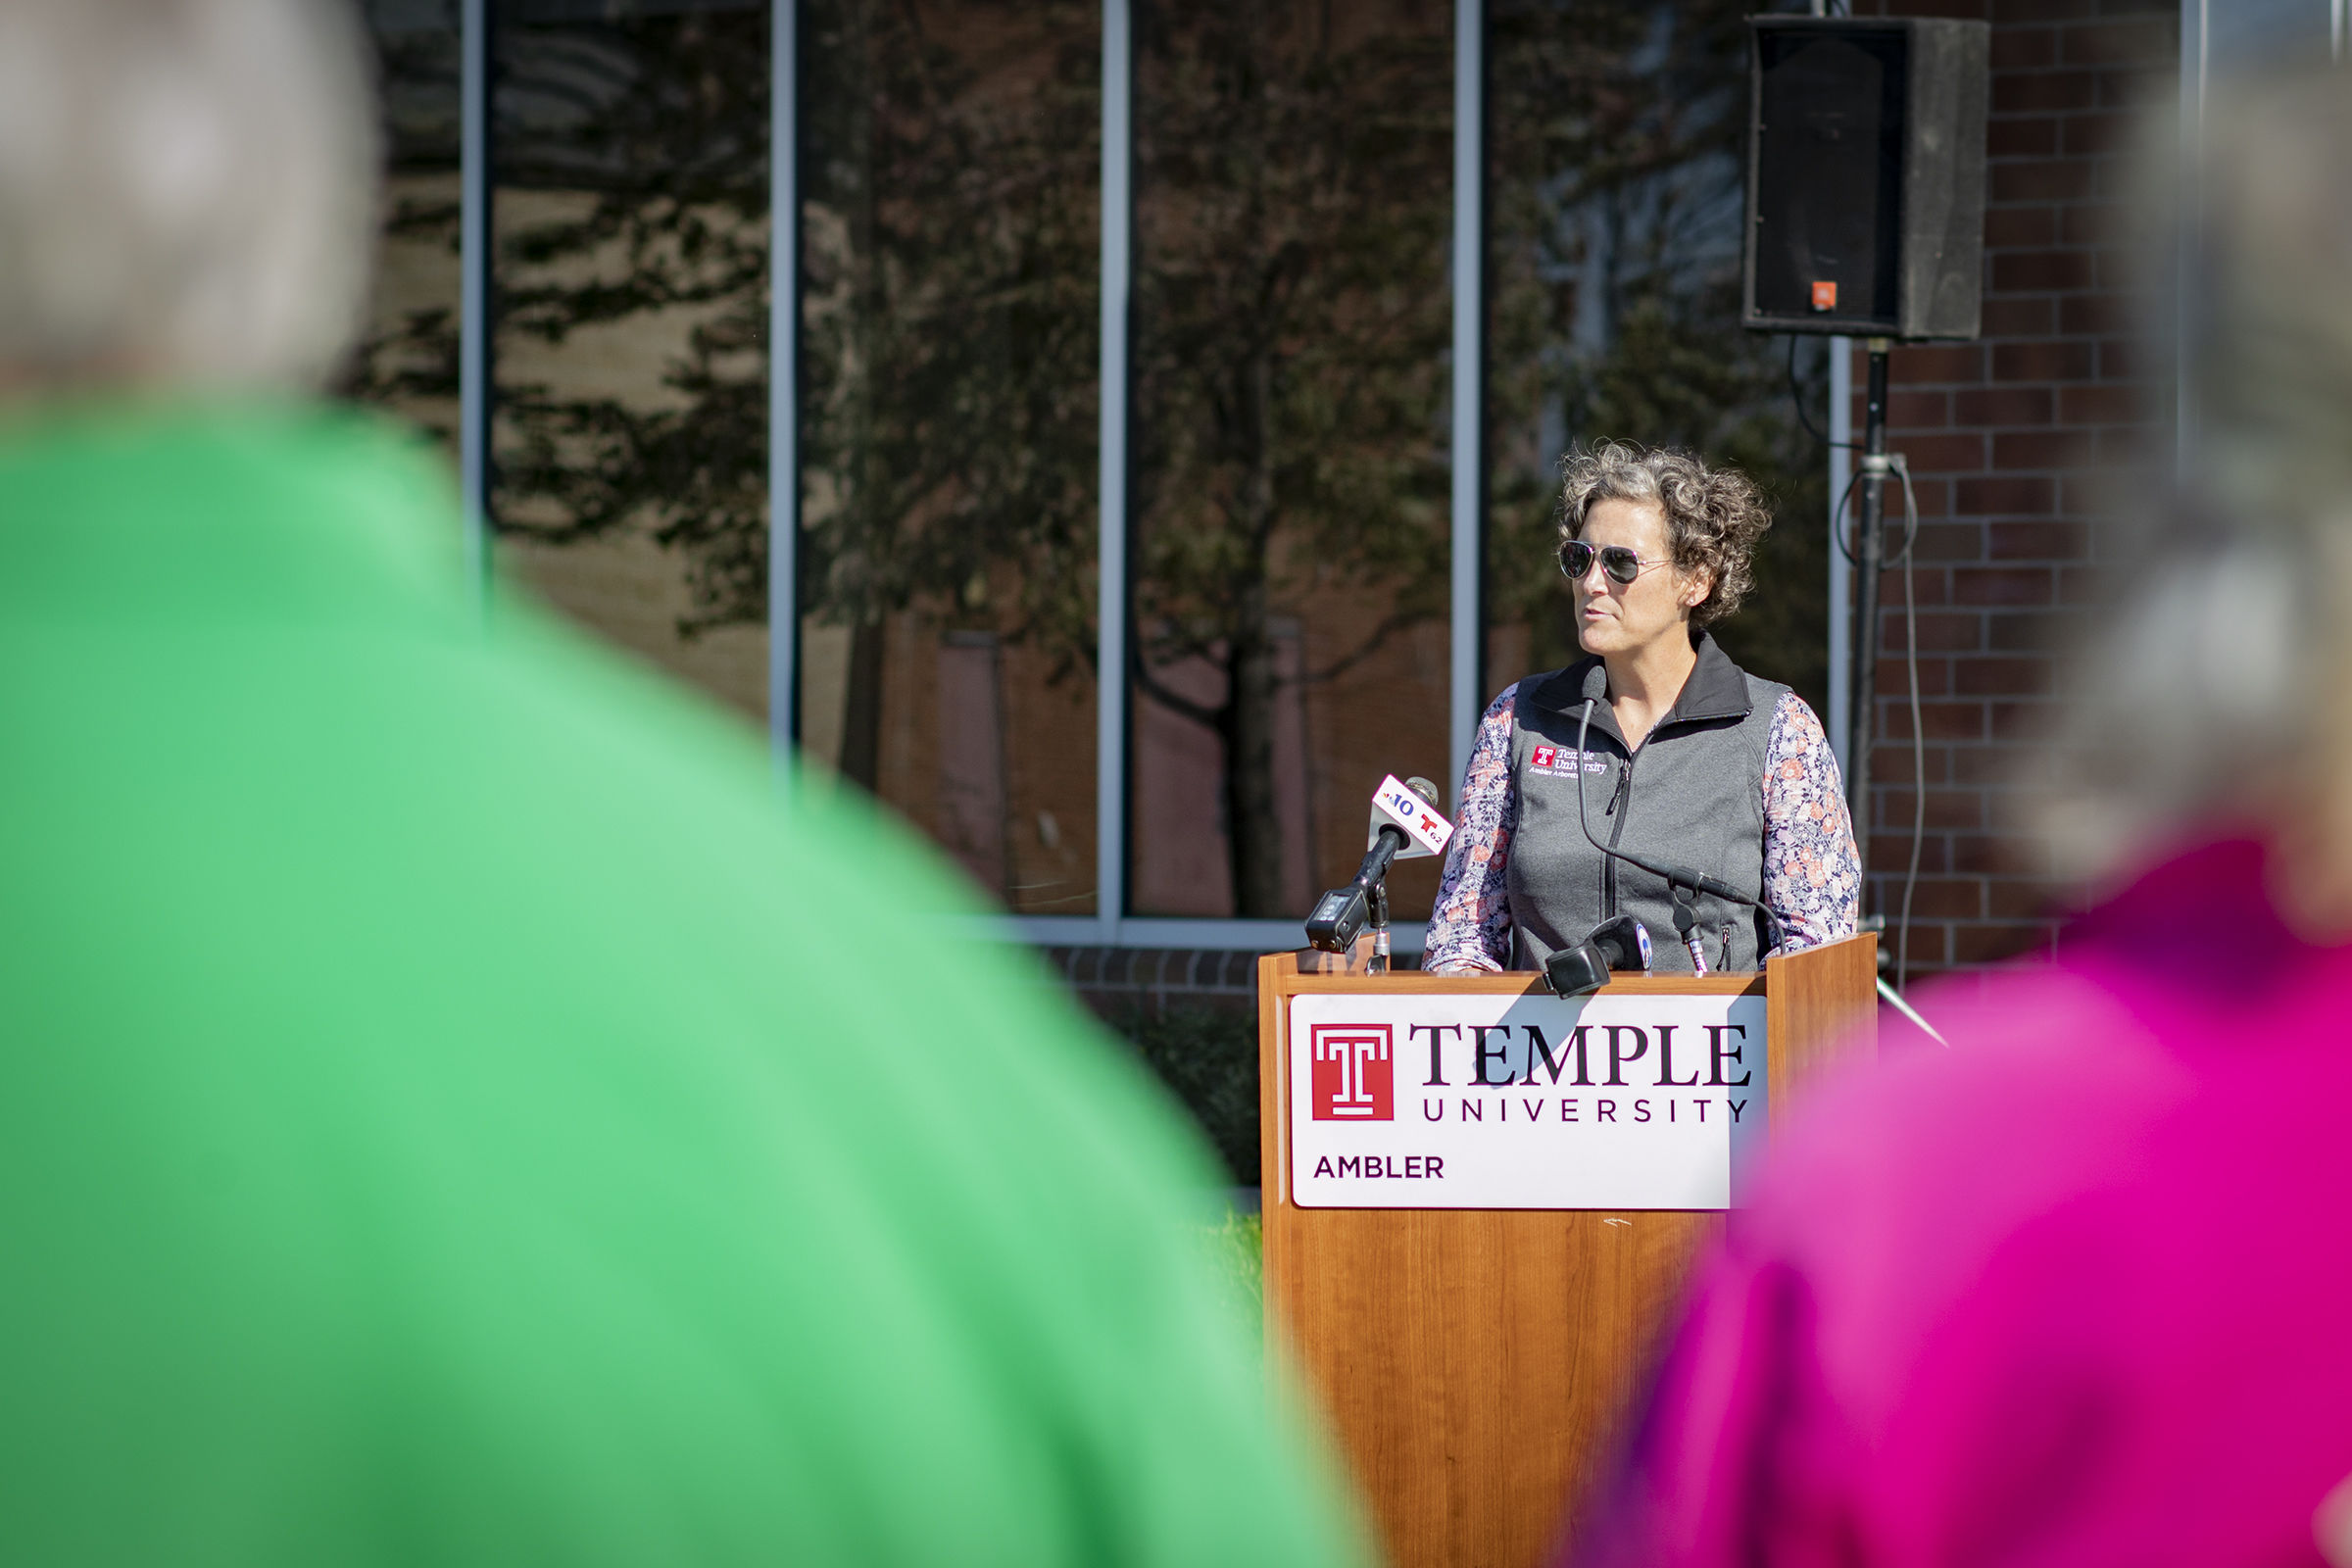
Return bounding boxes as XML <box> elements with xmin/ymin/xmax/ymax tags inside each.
<box><xmin>1288</xmin><ymin>991</ymin><xmax>1769</xmax><ymax>1209</ymax></box>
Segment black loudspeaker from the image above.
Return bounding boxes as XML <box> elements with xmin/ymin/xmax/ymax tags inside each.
<box><xmin>1742</xmin><ymin>17</ymin><xmax>1989</xmax><ymax>341</ymax></box>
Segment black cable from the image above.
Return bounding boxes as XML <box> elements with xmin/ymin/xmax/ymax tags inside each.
<box><xmin>1838</xmin><ymin>440</ymin><xmax>1928</xmax><ymax>990</ymax></box>
<box><xmin>1844</xmin><ymin>454</ymin><xmax>1921</xmax><ymax>572</ymax></box>
<box><xmin>1574</xmin><ymin>700</ymin><xmax>1787</xmax><ymax>963</ymax></box>
<box><xmin>1788</xmin><ymin>335</ymin><xmax>1861</xmax><ymax>453</ymax></box>
<box><xmin>1831</xmin><ymin>465</ymin><xmax>1865</xmax><ymax>565</ymax></box>
<box><xmin>1883</xmin><ymin>455</ymin><xmax>1928</xmax><ymax>994</ymax></box>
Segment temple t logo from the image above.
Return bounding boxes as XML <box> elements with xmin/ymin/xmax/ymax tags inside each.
<box><xmin>1311</xmin><ymin>1023</ymin><xmax>1395</xmax><ymax>1120</ymax></box>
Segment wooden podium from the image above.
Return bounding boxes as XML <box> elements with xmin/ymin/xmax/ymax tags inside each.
<box><xmin>1257</xmin><ymin>934</ymin><xmax>1878</xmax><ymax>1568</ymax></box>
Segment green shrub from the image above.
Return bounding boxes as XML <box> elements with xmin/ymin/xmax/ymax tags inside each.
<box><xmin>1114</xmin><ymin>1004</ymin><xmax>1259</xmax><ymax>1186</ymax></box>
<box><xmin>1195</xmin><ymin>1207</ymin><xmax>1263</xmax><ymax>1332</ymax></box>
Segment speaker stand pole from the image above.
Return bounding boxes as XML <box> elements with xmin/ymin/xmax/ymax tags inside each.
<box><xmin>1847</xmin><ymin>340</ymin><xmax>1891</xmax><ymax>888</ymax></box>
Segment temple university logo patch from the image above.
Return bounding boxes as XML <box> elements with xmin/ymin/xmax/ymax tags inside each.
<box><xmin>1310</xmin><ymin>1024</ymin><xmax>1394</xmax><ymax>1121</ymax></box>
<box><xmin>1528</xmin><ymin>744</ymin><xmax>1604</xmax><ymax>777</ymax></box>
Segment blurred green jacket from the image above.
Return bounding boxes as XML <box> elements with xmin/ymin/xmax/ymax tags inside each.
<box><xmin>0</xmin><ymin>405</ymin><xmax>1367</xmax><ymax>1568</ymax></box>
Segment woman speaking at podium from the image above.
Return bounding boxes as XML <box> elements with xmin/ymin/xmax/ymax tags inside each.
<box><xmin>1424</xmin><ymin>443</ymin><xmax>1859</xmax><ymax>975</ymax></box>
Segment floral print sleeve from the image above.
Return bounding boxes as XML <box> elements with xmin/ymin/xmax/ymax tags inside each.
<box><xmin>1423</xmin><ymin>684</ymin><xmax>1521</xmax><ymax>974</ymax></box>
<box><xmin>1760</xmin><ymin>691</ymin><xmax>1860</xmax><ymax>954</ymax></box>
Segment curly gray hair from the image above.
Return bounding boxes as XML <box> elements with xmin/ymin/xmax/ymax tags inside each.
<box><xmin>1557</xmin><ymin>442</ymin><xmax>1773</xmax><ymax>624</ymax></box>
<box><xmin>0</xmin><ymin>0</ymin><xmax>378</xmax><ymax>392</ymax></box>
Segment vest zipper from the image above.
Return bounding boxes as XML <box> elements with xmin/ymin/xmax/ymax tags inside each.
<box><xmin>1602</xmin><ymin>760</ymin><xmax>1632</xmax><ymax>918</ymax></box>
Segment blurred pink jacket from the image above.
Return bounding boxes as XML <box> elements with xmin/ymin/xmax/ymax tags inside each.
<box><xmin>1571</xmin><ymin>841</ymin><xmax>2352</xmax><ymax>1568</ymax></box>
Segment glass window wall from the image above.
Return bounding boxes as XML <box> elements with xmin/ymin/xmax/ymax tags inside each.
<box><xmin>379</xmin><ymin>0</ymin><xmax>1857</xmax><ymax>945</ymax></box>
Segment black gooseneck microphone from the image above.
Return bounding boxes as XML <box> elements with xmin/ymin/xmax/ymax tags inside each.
<box><xmin>1303</xmin><ymin>776</ymin><xmax>1449</xmax><ymax>967</ymax></box>
<box><xmin>1573</xmin><ymin>697</ymin><xmax>1784</xmax><ymax>970</ymax></box>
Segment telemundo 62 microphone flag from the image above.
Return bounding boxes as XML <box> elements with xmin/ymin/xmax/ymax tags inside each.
<box><xmin>1370</xmin><ymin>775</ymin><xmax>1452</xmax><ymax>860</ymax></box>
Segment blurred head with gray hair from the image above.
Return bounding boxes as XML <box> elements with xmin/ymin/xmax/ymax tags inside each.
<box><xmin>2042</xmin><ymin>68</ymin><xmax>2352</xmax><ymax>918</ymax></box>
<box><xmin>0</xmin><ymin>0</ymin><xmax>377</xmax><ymax>395</ymax></box>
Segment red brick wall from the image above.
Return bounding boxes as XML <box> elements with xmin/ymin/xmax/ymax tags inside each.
<box><xmin>1854</xmin><ymin>0</ymin><xmax>2177</xmax><ymax>975</ymax></box>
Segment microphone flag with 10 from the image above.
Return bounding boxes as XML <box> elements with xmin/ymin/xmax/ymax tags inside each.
<box><xmin>1370</xmin><ymin>774</ymin><xmax>1453</xmax><ymax>859</ymax></box>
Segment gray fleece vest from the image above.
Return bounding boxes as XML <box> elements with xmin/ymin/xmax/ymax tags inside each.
<box><xmin>1504</xmin><ymin>633</ymin><xmax>1785</xmax><ymax>974</ymax></box>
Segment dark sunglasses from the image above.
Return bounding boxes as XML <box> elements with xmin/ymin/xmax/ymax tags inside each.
<box><xmin>1557</xmin><ymin>540</ymin><xmax>1670</xmax><ymax>585</ymax></box>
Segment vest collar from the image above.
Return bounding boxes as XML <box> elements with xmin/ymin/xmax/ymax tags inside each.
<box><xmin>1527</xmin><ymin>630</ymin><xmax>1752</xmax><ymax>748</ymax></box>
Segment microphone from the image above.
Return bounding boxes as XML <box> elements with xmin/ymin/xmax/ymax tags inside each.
<box><xmin>1370</xmin><ymin>774</ymin><xmax>1452</xmax><ymax>859</ymax></box>
<box><xmin>1573</xmin><ymin>698</ymin><xmax>1783</xmax><ymax>973</ymax></box>
<box><xmin>1542</xmin><ymin>914</ymin><xmax>1654</xmax><ymax>999</ymax></box>
<box><xmin>1305</xmin><ymin>776</ymin><xmax>1455</xmax><ymax>960</ymax></box>
<box><xmin>1587</xmin><ymin>913</ymin><xmax>1653</xmax><ymax>970</ymax></box>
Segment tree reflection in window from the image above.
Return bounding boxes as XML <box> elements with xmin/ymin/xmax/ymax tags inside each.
<box><xmin>345</xmin><ymin>1</ymin><xmax>461</xmax><ymax>457</ymax></box>
<box><xmin>489</xmin><ymin>0</ymin><xmax>771</xmax><ymax>674</ymax></box>
<box><xmin>1130</xmin><ymin>1</ymin><xmax>1453</xmax><ymax>920</ymax></box>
